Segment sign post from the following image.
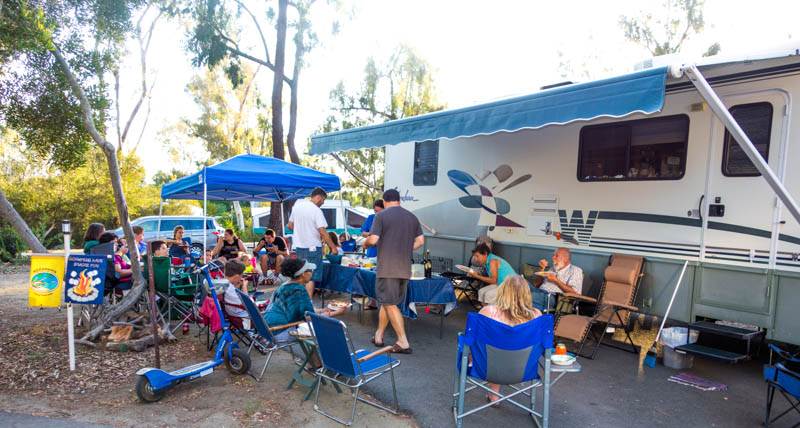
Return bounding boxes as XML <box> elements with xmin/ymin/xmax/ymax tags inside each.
<box><xmin>63</xmin><ymin>220</ymin><xmax>75</xmax><ymax>371</ymax></box>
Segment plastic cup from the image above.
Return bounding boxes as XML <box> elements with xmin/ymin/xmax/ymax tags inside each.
<box><xmin>556</xmin><ymin>344</ymin><xmax>567</xmax><ymax>355</ymax></box>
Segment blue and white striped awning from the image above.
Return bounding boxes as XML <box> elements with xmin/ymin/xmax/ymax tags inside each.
<box><xmin>310</xmin><ymin>66</ymin><xmax>668</xmax><ymax>155</ymax></box>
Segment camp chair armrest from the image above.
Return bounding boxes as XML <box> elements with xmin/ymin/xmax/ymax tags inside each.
<box><xmin>601</xmin><ymin>300</ymin><xmax>638</xmax><ymax>312</ymax></box>
<box><xmin>268</xmin><ymin>320</ymin><xmax>304</xmax><ymax>331</ymax></box>
<box><xmin>769</xmin><ymin>344</ymin><xmax>800</xmax><ymax>363</ymax></box>
<box><xmin>562</xmin><ymin>293</ymin><xmax>597</xmax><ymax>303</ymax></box>
<box><xmin>357</xmin><ymin>346</ymin><xmax>394</xmax><ymax>362</ymax></box>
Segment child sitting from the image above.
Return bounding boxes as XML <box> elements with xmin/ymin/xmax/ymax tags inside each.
<box><xmin>222</xmin><ymin>259</ymin><xmax>251</xmax><ymax>329</ymax></box>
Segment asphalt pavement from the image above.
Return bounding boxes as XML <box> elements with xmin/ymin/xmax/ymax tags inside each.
<box><xmin>0</xmin><ymin>412</ymin><xmax>110</xmax><ymax>428</ymax></box>
<box><xmin>318</xmin><ymin>292</ymin><xmax>789</xmax><ymax>428</ymax></box>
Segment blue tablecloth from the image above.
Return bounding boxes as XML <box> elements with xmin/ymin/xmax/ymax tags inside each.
<box><xmin>319</xmin><ymin>263</ymin><xmax>457</xmax><ymax>319</ymax></box>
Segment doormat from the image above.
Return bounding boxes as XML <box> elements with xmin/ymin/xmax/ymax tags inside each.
<box><xmin>668</xmin><ymin>373</ymin><xmax>728</xmax><ymax>391</ymax></box>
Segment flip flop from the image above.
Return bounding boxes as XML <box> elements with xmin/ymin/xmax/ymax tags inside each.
<box><xmin>391</xmin><ymin>343</ymin><xmax>413</xmax><ymax>354</ymax></box>
<box><xmin>370</xmin><ymin>336</ymin><xmax>384</xmax><ymax>347</ymax></box>
<box><xmin>486</xmin><ymin>394</ymin><xmax>500</xmax><ymax>408</ymax></box>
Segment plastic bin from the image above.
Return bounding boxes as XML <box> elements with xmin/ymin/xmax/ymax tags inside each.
<box><xmin>661</xmin><ymin>327</ymin><xmax>700</xmax><ymax>369</ymax></box>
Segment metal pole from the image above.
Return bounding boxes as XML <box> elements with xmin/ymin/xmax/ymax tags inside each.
<box><xmin>682</xmin><ymin>64</ymin><xmax>800</xmax><ymax>225</ymax></box>
<box><xmin>203</xmin><ymin>169</ymin><xmax>207</xmax><ymax>261</ymax></box>
<box><xmin>63</xmin><ymin>220</ymin><xmax>75</xmax><ymax>371</ymax></box>
<box><xmin>156</xmin><ymin>195</ymin><xmax>163</xmax><ymax>239</ymax></box>
<box><xmin>280</xmin><ymin>201</ymin><xmax>286</xmax><ymax>237</ymax></box>
<box><xmin>338</xmin><ymin>191</ymin><xmax>349</xmax><ymax>240</ymax></box>
<box><xmin>147</xmin><ymin>251</ymin><xmax>161</xmax><ymax>368</ymax></box>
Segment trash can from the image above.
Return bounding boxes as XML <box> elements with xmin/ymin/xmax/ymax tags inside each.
<box><xmin>661</xmin><ymin>327</ymin><xmax>699</xmax><ymax>369</ymax></box>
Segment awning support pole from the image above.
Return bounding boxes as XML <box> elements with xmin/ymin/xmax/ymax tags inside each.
<box><xmin>156</xmin><ymin>195</ymin><xmax>163</xmax><ymax>239</ymax></box>
<box><xmin>682</xmin><ymin>64</ymin><xmax>800</xmax><ymax>225</ymax></box>
<box><xmin>203</xmin><ymin>171</ymin><xmax>207</xmax><ymax>259</ymax></box>
<box><xmin>280</xmin><ymin>201</ymin><xmax>286</xmax><ymax>237</ymax></box>
<box><xmin>339</xmin><ymin>191</ymin><xmax>349</xmax><ymax>241</ymax></box>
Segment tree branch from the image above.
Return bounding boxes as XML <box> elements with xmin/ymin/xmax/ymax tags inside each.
<box><xmin>222</xmin><ymin>44</ymin><xmax>294</xmax><ymax>86</ymax></box>
<box><xmin>329</xmin><ymin>152</ymin><xmax>381</xmax><ymax>193</ymax></box>
<box><xmin>233</xmin><ymin>0</ymin><xmax>271</xmax><ymax>65</ymax></box>
<box><xmin>231</xmin><ymin>65</ymin><xmax>260</xmax><ymax>141</ymax></box>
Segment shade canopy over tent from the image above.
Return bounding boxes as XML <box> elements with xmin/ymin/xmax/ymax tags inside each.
<box><xmin>310</xmin><ymin>66</ymin><xmax>668</xmax><ymax>155</ymax></box>
<box><xmin>161</xmin><ymin>154</ymin><xmax>341</xmax><ymax>202</ymax></box>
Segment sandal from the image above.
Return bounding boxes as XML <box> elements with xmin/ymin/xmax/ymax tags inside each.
<box><xmin>486</xmin><ymin>394</ymin><xmax>500</xmax><ymax>408</ymax></box>
<box><xmin>370</xmin><ymin>336</ymin><xmax>384</xmax><ymax>347</ymax></box>
<box><xmin>391</xmin><ymin>343</ymin><xmax>413</xmax><ymax>354</ymax></box>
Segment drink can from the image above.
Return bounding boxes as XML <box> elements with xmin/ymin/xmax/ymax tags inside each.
<box><xmin>182</xmin><ymin>323</ymin><xmax>189</xmax><ymax>335</ymax></box>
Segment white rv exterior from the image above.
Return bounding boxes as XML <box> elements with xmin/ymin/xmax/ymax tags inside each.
<box><xmin>381</xmin><ymin>50</ymin><xmax>800</xmax><ymax>345</ymax></box>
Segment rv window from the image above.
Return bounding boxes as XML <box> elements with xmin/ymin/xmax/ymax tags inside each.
<box><xmin>346</xmin><ymin>210</ymin><xmax>366</xmax><ymax>228</ymax></box>
<box><xmin>258</xmin><ymin>215</ymin><xmax>270</xmax><ymax>228</ymax></box>
<box><xmin>321</xmin><ymin>208</ymin><xmax>336</xmax><ymax>229</ymax></box>
<box><xmin>578</xmin><ymin>115</ymin><xmax>689</xmax><ymax>181</ymax></box>
<box><xmin>413</xmin><ymin>139</ymin><xmax>439</xmax><ymax>186</ymax></box>
<box><xmin>722</xmin><ymin>102</ymin><xmax>773</xmax><ymax>177</ymax></box>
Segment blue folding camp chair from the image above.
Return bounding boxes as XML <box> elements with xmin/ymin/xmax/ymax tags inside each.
<box><xmin>305</xmin><ymin>312</ymin><xmax>400</xmax><ymax>426</ymax></box>
<box><xmin>234</xmin><ymin>289</ymin><xmax>298</xmax><ymax>381</ymax></box>
<box><xmin>765</xmin><ymin>343</ymin><xmax>800</xmax><ymax>427</ymax></box>
<box><xmin>453</xmin><ymin>313</ymin><xmax>555</xmax><ymax>428</ymax></box>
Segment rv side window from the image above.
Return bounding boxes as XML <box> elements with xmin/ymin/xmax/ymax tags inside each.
<box><xmin>413</xmin><ymin>139</ymin><xmax>439</xmax><ymax>186</ymax></box>
<box><xmin>722</xmin><ymin>102</ymin><xmax>773</xmax><ymax>177</ymax></box>
<box><xmin>578</xmin><ymin>115</ymin><xmax>689</xmax><ymax>181</ymax></box>
<box><xmin>321</xmin><ymin>208</ymin><xmax>336</xmax><ymax>229</ymax></box>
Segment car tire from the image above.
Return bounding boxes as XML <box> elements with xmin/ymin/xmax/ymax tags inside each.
<box><xmin>190</xmin><ymin>243</ymin><xmax>204</xmax><ymax>259</ymax></box>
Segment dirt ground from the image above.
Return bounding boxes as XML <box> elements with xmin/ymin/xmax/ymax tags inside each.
<box><xmin>0</xmin><ymin>264</ymin><xmax>417</xmax><ymax>427</ymax></box>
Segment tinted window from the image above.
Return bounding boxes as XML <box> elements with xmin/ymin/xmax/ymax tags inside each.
<box><xmin>207</xmin><ymin>219</ymin><xmax>216</xmax><ymax>230</ymax></box>
<box><xmin>578</xmin><ymin>115</ymin><xmax>689</xmax><ymax>181</ymax></box>
<box><xmin>413</xmin><ymin>139</ymin><xmax>439</xmax><ymax>186</ymax></box>
<box><xmin>346</xmin><ymin>210</ymin><xmax>366</xmax><ymax>228</ymax></box>
<box><xmin>139</xmin><ymin>220</ymin><xmax>157</xmax><ymax>233</ymax></box>
<box><xmin>722</xmin><ymin>102</ymin><xmax>773</xmax><ymax>177</ymax></box>
<box><xmin>159</xmin><ymin>219</ymin><xmax>183</xmax><ymax>232</ymax></box>
<box><xmin>258</xmin><ymin>215</ymin><xmax>270</xmax><ymax>228</ymax></box>
<box><xmin>321</xmin><ymin>208</ymin><xmax>336</xmax><ymax>228</ymax></box>
<box><xmin>186</xmin><ymin>219</ymin><xmax>204</xmax><ymax>230</ymax></box>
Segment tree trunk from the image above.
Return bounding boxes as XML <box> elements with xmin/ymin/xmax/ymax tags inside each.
<box><xmin>270</xmin><ymin>0</ymin><xmax>287</xmax><ymax>162</ymax></box>
<box><xmin>52</xmin><ymin>46</ymin><xmax>146</xmax><ymax>342</ymax></box>
<box><xmin>233</xmin><ymin>201</ymin><xmax>245</xmax><ymax>230</ymax></box>
<box><xmin>0</xmin><ymin>187</ymin><xmax>47</xmax><ymax>253</ymax></box>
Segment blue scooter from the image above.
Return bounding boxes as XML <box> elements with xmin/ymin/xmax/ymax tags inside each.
<box><xmin>135</xmin><ymin>265</ymin><xmax>251</xmax><ymax>402</ymax></box>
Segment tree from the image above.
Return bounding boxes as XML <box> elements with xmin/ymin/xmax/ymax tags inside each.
<box><xmin>619</xmin><ymin>0</ymin><xmax>719</xmax><ymax>57</ymax></box>
<box><xmin>315</xmin><ymin>45</ymin><xmax>446</xmax><ymax>204</ymax></box>
<box><xmin>182</xmin><ymin>0</ymin><xmax>340</xmax><ymax>233</ymax></box>
<box><xmin>0</xmin><ymin>0</ymin><xmax>162</xmax><ymax>341</ymax></box>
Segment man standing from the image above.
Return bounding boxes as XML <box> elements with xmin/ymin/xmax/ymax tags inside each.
<box><xmin>533</xmin><ymin>247</ymin><xmax>583</xmax><ymax>311</ymax></box>
<box><xmin>360</xmin><ymin>199</ymin><xmax>384</xmax><ymax>258</ymax></box>
<box><xmin>363</xmin><ymin>189</ymin><xmax>424</xmax><ymax>354</ymax></box>
<box><xmin>287</xmin><ymin>187</ymin><xmax>339</xmax><ymax>299</ymax></box>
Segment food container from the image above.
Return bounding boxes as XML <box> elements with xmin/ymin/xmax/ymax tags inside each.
<box><xmin>411</xmin><ymin>264</ymin><xmax>424</xmax><ymax>278</ymax></box>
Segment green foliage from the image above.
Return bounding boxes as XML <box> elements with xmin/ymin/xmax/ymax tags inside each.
<box><xmin>312</xmin><ymin>44</ymin><xmax>446</xmax><ymax>205</ymax></box>
<box><xmin>619</xmin><ymin>0</ymin><xmax>719</xmax><ymax>57</ymax></box>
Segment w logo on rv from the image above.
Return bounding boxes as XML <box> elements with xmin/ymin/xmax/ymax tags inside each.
<box><xmin>558</xmin><ymin>210</ymin><xmax>597</xmax><ymax>245</ymax></box>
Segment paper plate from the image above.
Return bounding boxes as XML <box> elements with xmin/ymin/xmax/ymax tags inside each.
<box><xmin>455</xmin><ymin>264</ymin><xmax>471</xmax><ymax>272</ymax></box>
<box><xmin>327</xmin><ymin>301</ymin><xmax>351</xmax><ymax>311</ymax></box>
<box><xmin>535</xmin><ymin>272</ymin><xmax>550</xmax><ymax>277</ymax></box>
<box><xmin>551</xmin><ymin>354</ymin><xmax>576</xmax><ymax>366</ymax></box>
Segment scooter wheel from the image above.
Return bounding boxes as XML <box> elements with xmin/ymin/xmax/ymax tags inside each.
<box><xmin>136</xmin><ymin>375</ymin><xmax>166</xmax><ymax>403</ymax></box>
<box><xmin>225</xmin><ymin>344</ymin><xmax>251</xmax><ymax>375</ymax></box>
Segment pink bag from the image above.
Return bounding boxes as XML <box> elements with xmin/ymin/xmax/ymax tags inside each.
<box><xmin>199</xmin><ymin>296</ymin><xmax>222</xmax><ymax>333</ymax></box>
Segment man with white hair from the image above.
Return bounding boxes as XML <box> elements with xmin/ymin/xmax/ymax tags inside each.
<box><xmin>532</xmin><ymin>247</ymin><xmax>583</xmax><ymax>311</ymax></box>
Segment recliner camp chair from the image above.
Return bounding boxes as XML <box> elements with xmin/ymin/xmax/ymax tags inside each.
<box><xmin>453</xmin><ymin>312</ymin><xmax>555</xmax><ymax>428</ymax></box>
<box><xmin>553</xmin><ymin>254</ymin><xmax>644</xmax><ymax>359</ymax></box>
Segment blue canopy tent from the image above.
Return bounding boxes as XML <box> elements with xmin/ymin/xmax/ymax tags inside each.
<box><xmin>159</xmin><ymin>154</ymin><xmax>341</xmax><ymax>254</ymax></box>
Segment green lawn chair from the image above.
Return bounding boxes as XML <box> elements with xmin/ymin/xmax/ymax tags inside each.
<box><xmin>144</xmin><ymin>257</ymin><xmax>200</xmax><ymax>334</ymax></box>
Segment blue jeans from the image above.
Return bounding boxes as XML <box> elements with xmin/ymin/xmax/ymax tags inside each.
<box><xmin>294</xmin><ymin>247</ymin><xmax>323</xmax><ymax>282</ymax></box>
<box><xmin>530</xmin><ymin>287</ymin><xmax>557</xmax><ymax>312</ymax></box>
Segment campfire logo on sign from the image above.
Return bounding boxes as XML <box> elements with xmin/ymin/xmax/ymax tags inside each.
<box><xmin>64</xmin><ymin>255</ymin><xmax>106</xmax><ymax>305</ymax></box>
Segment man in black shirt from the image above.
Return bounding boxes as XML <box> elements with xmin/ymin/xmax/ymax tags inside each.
<box><xmin>253</xmin><ymin>229</ymin><xmax>289</xmax><ymax>274</ymax></box>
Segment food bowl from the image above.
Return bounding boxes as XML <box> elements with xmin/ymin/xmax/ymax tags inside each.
<box><xmin>551</xmin><ymin>354</ymin><xmax>576</xmax><ymax>366</ymax></box>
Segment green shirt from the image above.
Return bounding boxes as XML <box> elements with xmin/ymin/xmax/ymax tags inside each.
<box><xmin>83</xmin><ymin>240</ymin><xmax>99</xmax><ymax>254</ymax></box>
<box><xmin>264</xmin><ymin>282</ymin><xmax>315</xmax><ymax>334</ymax></box>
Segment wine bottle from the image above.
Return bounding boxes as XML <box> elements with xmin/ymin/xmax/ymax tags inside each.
<box><xmin>424</xmin><ymin>249</ymin><xmax>432</xmax><ymax>278</ymax></box>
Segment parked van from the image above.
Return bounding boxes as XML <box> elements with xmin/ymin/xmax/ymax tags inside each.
<box><xmin>111</xmin><ymin>216</ymin><xmax>224</xmax><ymax>256</ymax></box>
<box><xmin>252</xmin><ymin>199</ymin><xmax>371</xmax><ymax>238</ymax></box>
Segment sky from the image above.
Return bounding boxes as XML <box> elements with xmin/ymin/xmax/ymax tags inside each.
<box><xmin>113</xmin><ymin>0</ymin><xmax>800</xmax><ymax>180</ymax></box>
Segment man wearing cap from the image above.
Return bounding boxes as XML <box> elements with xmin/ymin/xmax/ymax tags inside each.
<box><xmin>264</xmin><ymin>258</ymin><xmax>347</xmax><ymax>342</ymax></box>
<box><xmin>362</xmin><ymin>188</ymin><xmax>424</xmax><ymax>354</ymax></box>
<box><xmin>287</xmin><ymin>187</ymin><xmax>340</xmax><ymax>299</ymax></box>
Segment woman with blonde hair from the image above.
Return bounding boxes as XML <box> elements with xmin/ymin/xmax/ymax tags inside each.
<box><xmin>478</xmin><ymin>274</ymin><xmax>541</xmax><ymax>406</ymax></box>
<box><xmin>166</xmin><ymin>225</ymin><xmax>190</xmax><ymax>257</ymax></box>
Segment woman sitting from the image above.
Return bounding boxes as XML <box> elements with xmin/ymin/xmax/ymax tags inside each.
<box><xmin>98</xmin><ymin>232</ymin><xmax>133</xmax><ymax>290</ymax></box>
<box><xmin>83</xmin><ymin>223</ymin><xmax>105</xmax><ymax>254</ymax></box>
<box><xmin>478</xmin><ymin>274</ymin><xmax>541</xmax><ymax>406</ymax></box>
<box><xmin>264</xmin><ymin>258</ymin><xmax>347</xmax><ymax>342</ymax></box>
<box><xmin>166</xmin><ymin>225</ymin><xmax>190</xmax><ymax>258</ymax></box>
<box><xmin>326</xmin><ymin>231</ymin><xmax>343</xmax><ymax>255</ymax></box>
<box><xmin>212</xmin><ymin>229</ymin><xmax>247</xmax><ymax>262</ymax></box>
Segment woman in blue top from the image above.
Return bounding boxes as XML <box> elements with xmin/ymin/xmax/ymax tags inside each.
<box><xmin>264</xmin><ymin>258</ymin><xmax>347</xmax><ymax>342</ymax></box>
<box><xmin>467</xmin><ymin>243</ymin><xmax>518</xmax><ymax>304</ymax></box>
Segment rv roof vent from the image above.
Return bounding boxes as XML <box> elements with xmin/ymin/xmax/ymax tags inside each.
<box><xmin>633</xmin><ymin>53</ymin><xmax>688</xmax><ymax>71</ymax></box>
<box><xmin>540</xmin><ymin>81</ymin><xmax>574</xmax><ymax>90</ymax></box>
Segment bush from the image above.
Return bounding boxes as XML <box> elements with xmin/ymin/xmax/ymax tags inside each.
<box><xmin>0</xmin><ymin>225</ymin><xmax>26</xmax><ymax>261</ymax></box>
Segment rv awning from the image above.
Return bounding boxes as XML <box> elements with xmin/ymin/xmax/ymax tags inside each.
<box><xmin>160</xmin><ymin>154</ymin><xmax>341</xmax><ymax>202</ymax></box>
<box><xmin>310</xmin><ymin>66</ymin><xmax>668</xmax><ymax>155</ymax></box>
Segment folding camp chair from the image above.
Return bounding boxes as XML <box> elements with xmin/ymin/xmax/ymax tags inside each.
<box><xmin>765</xmin><ymin>343</ymin><xmax>800</xmax><ymax>427</ymax></box>
<box><xmin>453</xmin><ymin>313</ymin><xmax>555</xmax><ymax>428</ymax></box>
<box><xmin>305</xmin><ymin>312</ymin><xmax>400</xmax><ymax>426</ymax></box>
<box><xmin>144</xmin><ymin>256</ymin><xmax>200</xmax><ymax>334</ymax></box>
<box><xmin>553</xmin><ymin>254</ymin><xmax>644</xmax><ymax>359</ymax></box>
<box><xmin>232</xmin><ymin>289</ymin><xmax>298</xmax><ymax>381</ymax></box>
<box><xmin>88</xmin><ymin>242</ymin><xmax>120</xmax><ymax>296</ymax></box>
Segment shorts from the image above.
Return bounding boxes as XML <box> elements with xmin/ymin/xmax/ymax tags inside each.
<box><xmin>294</xmin><ymin>247</ymin><xmax>323</xmax><ymax>282</ymax></box>
<box><xmin>376</xmin><ymin>278</ymin><xmax>408</xmax><ymax>306</ymax></box>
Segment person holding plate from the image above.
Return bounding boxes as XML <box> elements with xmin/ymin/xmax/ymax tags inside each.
<box><xmin>532</xmin><ymin>247</ymin><xmax>584</xmax><ymax>312</ymax></box>
<box><xmin>469</xmin><ymin>243</ymin><xmax>517</xmax><ymax>305</ymax></box>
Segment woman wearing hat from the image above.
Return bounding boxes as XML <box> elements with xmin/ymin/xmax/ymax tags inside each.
<box><xmin>264</xmin><ymin>258</ymin><xmax>347</xmax><ymax>341</ymax></box>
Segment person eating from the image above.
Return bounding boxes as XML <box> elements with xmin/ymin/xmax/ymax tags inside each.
<box><xmin>211</xmin><ymin>228</ymin><xmax>247</xmax><ymax>262</ymax></box>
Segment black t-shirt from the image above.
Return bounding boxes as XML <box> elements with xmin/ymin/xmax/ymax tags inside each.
<box><xmin>256</xmin><ymin>236</ymin><xmax>287</xmax><ymax>255</ymax></box>
<box><xmin>219</xmin><ymin>237</ymin><xmax>241</xmax><ymax>259</ymax></box>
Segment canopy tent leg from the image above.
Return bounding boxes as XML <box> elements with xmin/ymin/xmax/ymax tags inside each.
<box><xmin>156</xmin><ymin>197</ymin><xmax>163</xmax><ymax>239</ymax></box>
<box><xmin>683</xmin><ymin>64</ymin><xmax>800</xmax><ymax>225</ymax></box>
<box><xmin>339</xmin><ymin>191</ymin><xmax>349</xmax><ymax>241</ymax></box>
<box><xmin>280</xmin><ymin>202</ymin><xmax>286</xmax><ymax>238</ymax></box>
<box><xmin>203</xmin><ymin>174</ymin><xmax>207</xmax><ymax>261</ymax></box>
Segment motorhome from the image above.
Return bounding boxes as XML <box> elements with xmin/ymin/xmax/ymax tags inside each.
<box><xmin>311</xmin><ymin>46</ymin><xmax>800</xmax><ymax>348</ymax></box>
